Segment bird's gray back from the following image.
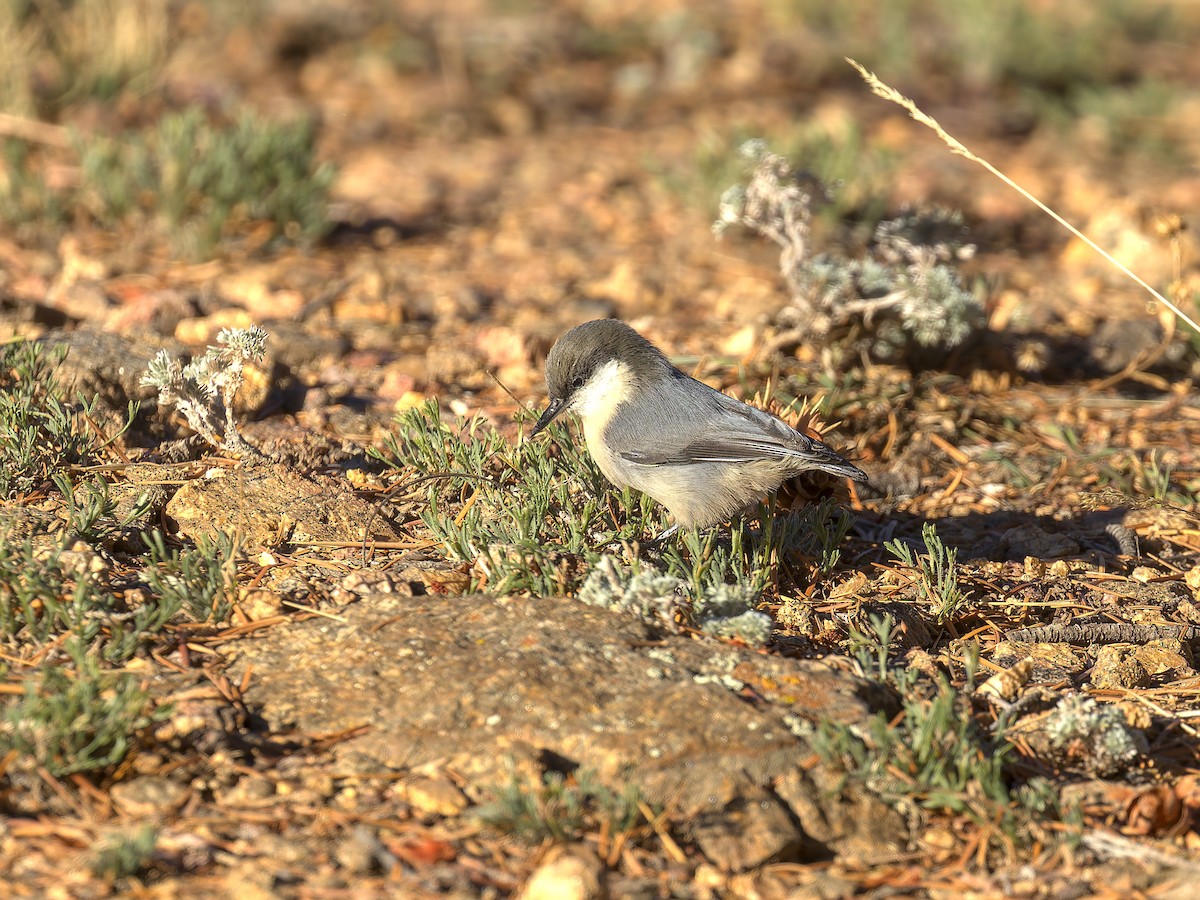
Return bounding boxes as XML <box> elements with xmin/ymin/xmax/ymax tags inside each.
<box><xmin>604</xmin><ymin>373</ymin><xmax>854</xmax><ymax>472</ymax></box>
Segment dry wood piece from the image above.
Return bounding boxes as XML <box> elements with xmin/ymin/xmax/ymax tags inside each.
<box><xmin>1005</xmin><ymin>623</ymin><xmax>1200</xmax><ymax>645</ymax></box>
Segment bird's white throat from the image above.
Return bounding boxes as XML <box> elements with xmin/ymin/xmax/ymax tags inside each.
<box><xmin>572</xmin><ymin>359</ymin><xmax>634</xmax><ymax>430</ymax></box>
<box><xmin>571</xmin><ymin>358</ymin><xmax>635</xmax><ymax>487</ymax></box>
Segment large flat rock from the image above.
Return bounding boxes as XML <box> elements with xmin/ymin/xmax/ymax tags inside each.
<box><xmin>229</xmin><ymin>592</ymin><xmax>904</xmax><ymax>870</ymax></box>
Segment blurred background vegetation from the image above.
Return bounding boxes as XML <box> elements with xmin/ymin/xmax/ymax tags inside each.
<box><xmin>0</xmin><ymin>0</ymin><xmax>1196</xmax><ymax>260</ymax></box>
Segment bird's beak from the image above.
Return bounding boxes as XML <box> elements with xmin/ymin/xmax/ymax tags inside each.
<box><xmin>532</xmin><ymin>397</ymin><xmax>565</xmax><ymax>436</ymax></box>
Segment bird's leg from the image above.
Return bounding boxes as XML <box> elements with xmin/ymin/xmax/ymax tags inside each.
<box><xmin>648</xmin><ymin>523</ymin><xmax>680</xmax><ymax>545</ymax></box>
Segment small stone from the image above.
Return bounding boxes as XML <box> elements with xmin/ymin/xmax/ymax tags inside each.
<box><xmin>335</xmin><ymin>825</ymin><xmax>384</xmax><ymax>875</ymax></box>
<box><xmin>241</xmin><ymin>589</ymin><xmax>283</xmax><ymax>620</ymax></box>
<box><xmin>992</xmin><ymin>640</ymin><xmax>1087</xmax><ymax>681</ymax></box>
<box><xmin>1131</xmin><ymin>566</ymin><xmax>1158</xmax><ymax>584</ymax></box>
<box><xmin>520</xmin><ymin>846</ymin><xmax>603</xmax><ymax>900</ymax></box>
<box><xmin>174</xmin><ymin>308</ymin><xmax>254</xmax><ymax>345</ymax></box>
<box><xmin>401</xmin><ymin>776</ymin><xmax>468</xmax><ymax>817</ymax></box>
<box><xmin>1131</xmin><ymin>642</ymin><xmax>1193</xmax><ymax>679</ymax></box>
<box><xmin>218</xmin><ymin>774</ymin><xmax>276</xmax><ymax>807</ymax></box>
<box><xmin>1023</xmin><ymin>556</ymin><xmax>1046</xmax><ymax>578</ymax></box>
<box><xmin>302</xmin><ymin>771</ymin><xmax>336</xmax><ymax>798</ymax></box>
<box><xmin>721</xmin><ymin>324</ymin><xmax>757</xmax><ymax>358</ymax></box>
<box><xmin>110</xmin><ymin>776</ymin><xmax>188</xmax><ymax>818</ymax></box>
<box><xmin>1048</xmin><ymin>559</ymin><xmax>1071</xmax><ymax>578</ymax></box>
<box><xmin>976</xmin><ymin>658</ymin><xmax>1032</xmax><ymax>701</ymax></box>
<box><xmin>1117</xmin><ymin>700</ymin><xmax>1152</xmax><ymax>730</ymax></box>
<box><xmin>1092</xmin><ymin>645</ymin><xmax>1151</xmax><ymax>690</ymax></box>
<box><xmin>1186</xmin><ymin>565</ymin><xmax>1200</xmax><ymax>594</ymax></box>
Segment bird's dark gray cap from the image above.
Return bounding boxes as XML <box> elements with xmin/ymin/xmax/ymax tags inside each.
<box><xmin>533</xmin><ymin>320</ymin><xmax>673</xmax><ymax>434</ymax></box>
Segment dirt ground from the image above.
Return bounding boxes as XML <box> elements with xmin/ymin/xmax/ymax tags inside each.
<box><xmin>4</xmin><ymin>1</ymin><xmax>1200</xmax><ymax>897</ymax></box>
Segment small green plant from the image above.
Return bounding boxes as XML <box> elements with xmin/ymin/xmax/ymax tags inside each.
<box><xmin>1042</xmin><ymin>693</ymin><xmax>1144</xmax><ymax>777</ymax></box>
<box><xmin>1</xmin><ymin>641</ymin><xmax>162</xmax><ymax>776</ymax></box>
<box><xmin>142</xmin><ymin>529</ymin><xmax>235</xmax><ymax>624</ymax></box>
<box><xmin>0</xmin><ymin>109</ymin><xmax>333</xmax><ymax>258</ymax></box>
<box><xmin>846</xmin><ymin>612</ymin><xmax>897</xmax><ymax>684</ymax></box>
<box><xmin>75</xmin><ymin>107</ymin><xmax>334</xmax><ymax>258</ymax></box>
<box><xmin>55</xmin><ymin>473</ymin><xmax>153</xmax><ymax>544</ymax></box>
<box><xmin>0</xmin><ymin>139</ymin><xmax>65</xmax><ymax>227</ymax></box>
<box><xmin>1134</xmin><ymin>449</ymin><xmax>1177</xmax><ymax>503</ymax></box>
<box><xmin>91</xmin><ymin>823</ymin><xmax>159</xmax><ymax>881</ymax></box>
<box><xmin>662</xmin><ymin>121</ymin><xmax>896</xmax><ymax>229</ymax></box>
<box><xmin>885</xmin><ymin>522</ymin><xmax>970</xmax><ymax>622</ymax></box>
<box><xmin>0</xmin><ymin>509</ymin><xmax>189</xmax><ymax>663</ymax></box>
<box><xmin>373</xmin><ymin>399</ymin><xmax>666</xmax><ymax>596</ymax></box>
<box><xmin>141</xmin><ymin>326</ymin><xmax>267</xmax><ymax>453</ymax></box>
<box><xmin>478</xmin><ymin>769</ymin><xmax>644</xmax><ymax>844</ymax></box>
<box><xmin>811</xmin><ymin>642</ymin><xmax>1068</xmax><ymax>856</ymax></box>
<box><xmin>715</xmin><ymin>140</ymin><xmax>984</xmax><ymax>367</ymax></box>
<box><xmin>0</xmin><ymin>341</ymin><xmax>120</xmax><ymax>497</ymax></box>
<box><xmin>1039</xmin><ymin>80</ymin><xmax>1185</xmax><ymax>164</ymax></box>
<box><xmin>0</xmin><ymin>519</ymin><xmax>109</xmax><ymax>649</ymax></box>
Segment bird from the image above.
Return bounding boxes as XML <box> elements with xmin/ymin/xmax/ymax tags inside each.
<box><xmin>532</xmin><ymin>319</ymin><xmax>867</xmax><ymax>539</ymax></box>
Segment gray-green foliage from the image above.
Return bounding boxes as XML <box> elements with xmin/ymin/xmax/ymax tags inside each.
<box><xmin>54</xmin><ymin>472</ymin><xmax>153</xmax><ymax>545</ymax></box>
<box><xmin>77</xmin><ymin>108</ymin><xmax>333</xmax><ymax>257</ymax></box>
<box><xmin>0</xmin><ymin>138</ymin><xmax>63</xmax><ymax>226</ymax></box>
<box><xmin>376</xmin><ymin>401</ymin><xmax>858</xmax><ymax>606</ymax></box>
<box><xmin>674</xmin><ymin>121</ymin><xmax>895</xmax><ymax>229</ymax></box>
<box><xmin>0</xmin><ymin>642</ymin><xmax>162</xmax><ymax>776</ymax></box>
<box><xmin>812</xmin><ymin>663</ymin><xmax>1014</xmax><ymax>820</ymax></box>
<box><xmin>478</xmin><ymin>769</ymin><xmax>644</xmax><ymax>844</ymax></box>
<box><xmin>814</xmin><ymin>620</ymin><xmax>1075</xmax><ymax>854</ymax></box>
<box><xmin>0</xmin><ymin>341</ymin><xmax>120</xmax><ymax>497</ymax></box>
<box><xmin>373</xmin><ymin>399</ymin><xmax>667</xmax><ymax>596</ymax></box>
<box><xmin>885</xmin><ymin>521</ymin><xmax>970</xmax><ymax>622</ymax></box>
<box><xmin>92</xmin><ymin>824</ymin><xmax>159</xmax><ymax>880</ymax></box>
<box><xmin>576</xmin><ymin>555</ymin><xmax>687</xmax><ymax>628</ymax></box>
<box><xmin>1042</xmin><ymin>693</ymin><xmax>1144</xmax><ymax>777</ymax></box>
<box><xmin>0</xmin><ymin>486</ymin><xmax>232</xmax><ymax>662</ymax></box>
<box><xmin>716</xmin><ymin>140</ymin><xmax>983</xmax><ymax>366</ymax></box>
<box><xmin>577</xmin><ymin>555</ymin><xmax>773</xmax><ymax>645</ymax></box>
<box><xmin>142</xmin><ymin>529</ymin><xmax>235</xmax><ymax>624</ymax></box>
<box><xmin>0</xmin><ymin>523</ymin><xmax>111</xmax><ymax>650</ymax></box>
<box><xmin>0</xmin><ymin>108</ymin><xmax>333</xmax><ymax>259</ymax></box>
<box><xmin>141</xmin><ymin>326</ymin><xmax>267</xmax><ymax>452</ymax></box>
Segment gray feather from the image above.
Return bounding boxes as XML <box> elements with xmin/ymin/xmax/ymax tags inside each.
<box><xmin>608</xmin><ymin>374</ymin><xmax>867</xmax><ymax>481</ymax></box>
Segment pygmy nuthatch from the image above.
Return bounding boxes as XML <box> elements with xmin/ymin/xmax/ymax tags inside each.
<box><xmin>533</xmin><ymin>319</ymin><xmax>868</xmax><ymax>535</ymax></box>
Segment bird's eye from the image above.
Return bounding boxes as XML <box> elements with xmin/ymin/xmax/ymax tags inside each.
<box><xmin>571</xmin><ymin>375</ymin><xmax>585</xmax><ymax>391</ymax></box>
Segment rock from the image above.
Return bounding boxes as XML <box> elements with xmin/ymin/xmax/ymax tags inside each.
<box><xmin>400</xmin><ymin>776</ymin><xmax>468</xmax><ymax>817</ymax></box>
<box><xmin>110</xmin><ymin>776</ymin><xmax>188</xmax><ymax>818</ymax></box>
<box><xmin>241</xmin><ymin>589</ymin><xmax>284</xmax><ymax>621</ymax></box>
<box><xmin>228</xmin><ymin>592</ymin><xmax>891</xmax><ymax>849</ymax></box>
<box><xmin>335</xmin><ymin>825</ymin><xmax>386</xmax><ymax>875</ymax></box>
<box><xmin>690</xmin><ymin>787</ymin><xmax>804</xmax><ymax>871</ymax></box>
<box><xmin>1092</xmin><ymin>645</ymin><xmax>1151</xmax><ymax>690</ymax></box>
<box><xmin>774</xmin><ymin>766</ymin><xmax>907</xmax><ymax>865</ymax></box>
<box><xmin>992</xmin><ymin>640</ymin><xmax>1089</xmax><ymax>683</ymax></box>
<box><xmin>992</xmin><ymin>524</ymin><xmax>1080</xmax><ymax>560</ymax></box>
<box><xmin>1131</xmin><ymin>641</ymin><xmax>1194</xmax><ymax>680</ymax></box>
<box><xmin>165</xmin><ymin>458</ymin><xmax>403</xmax><ymax>546</ymax></box>
<box><xmin>217</xmin><ymin>774</ymin><xmax>276</xmax><ymax>807</ymax></box>
<box><xmin>520</xmin><ymin>846</ymin><xmax>603</xmax><ymax>900</ymax></box>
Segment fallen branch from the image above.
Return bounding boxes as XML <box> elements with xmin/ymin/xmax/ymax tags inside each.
<box><xmin>1005</xmin><ymin>623</ymin><xmax>1200</xmax><ymax>645</ymax></box>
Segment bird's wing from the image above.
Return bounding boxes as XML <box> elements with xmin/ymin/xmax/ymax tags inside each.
<box><xmin>609</xmin><ymin>378</ymin><xmax>865</xmax><ymax>479</ymax></box>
